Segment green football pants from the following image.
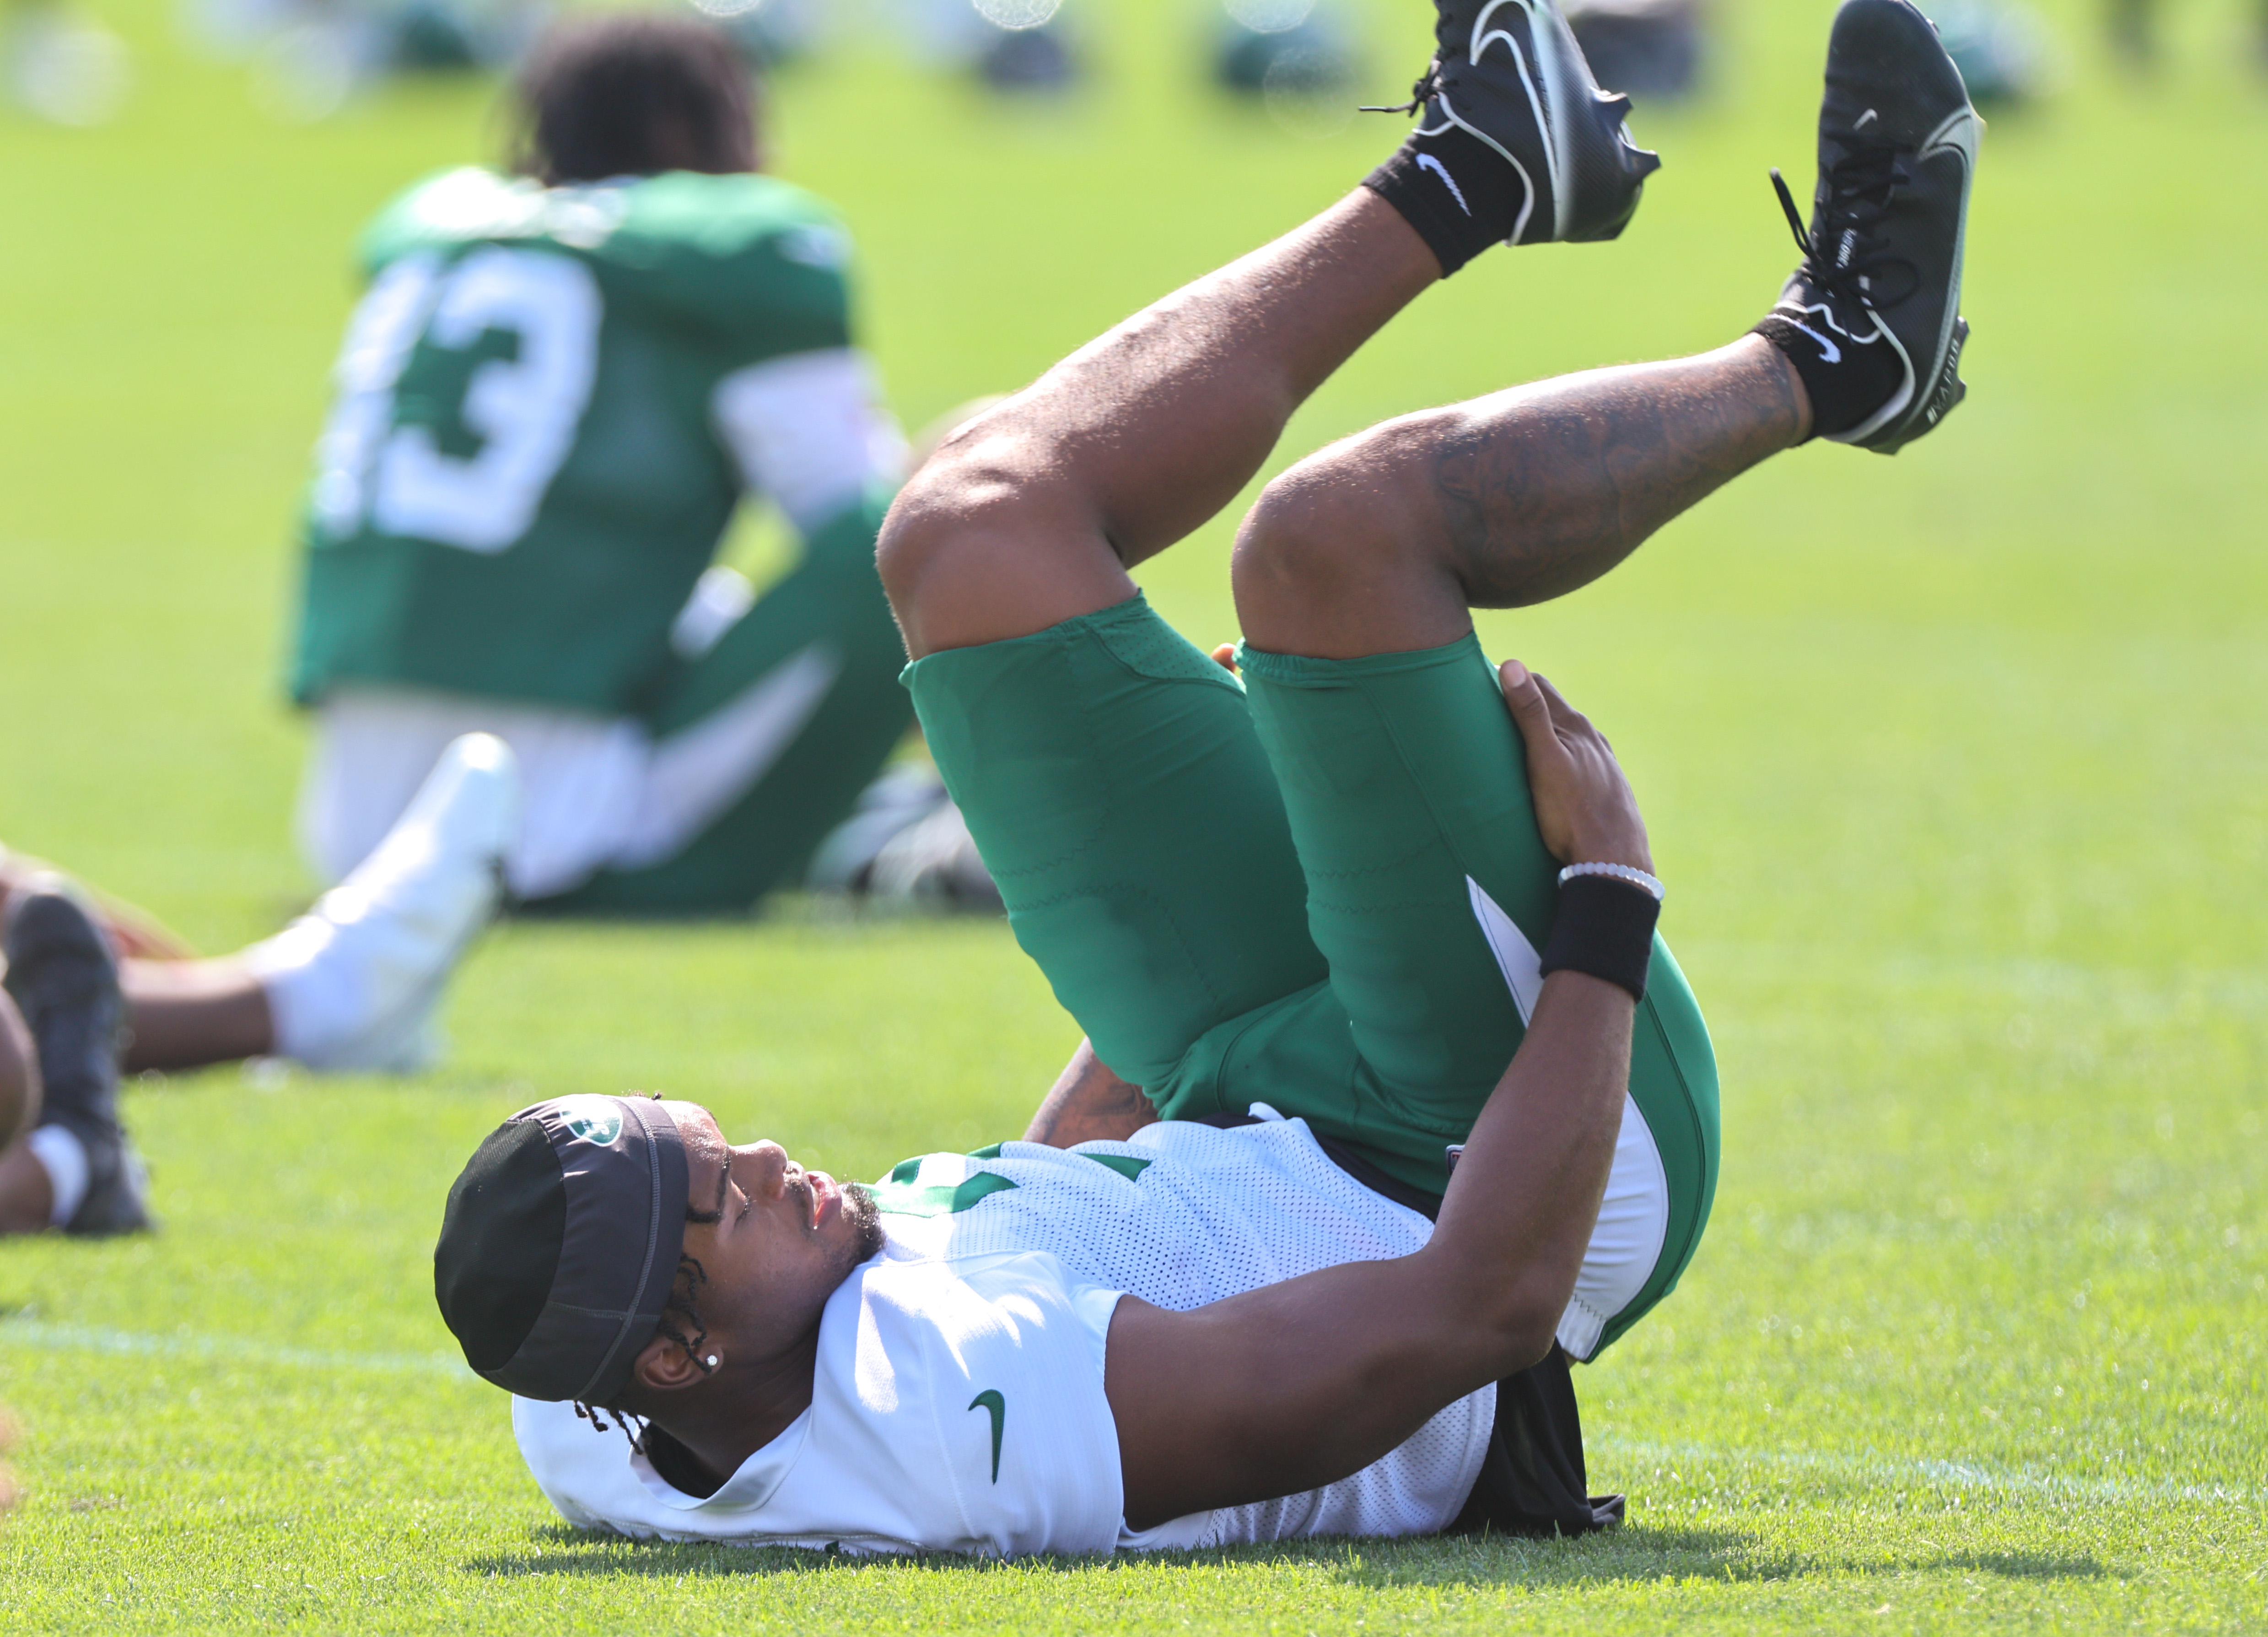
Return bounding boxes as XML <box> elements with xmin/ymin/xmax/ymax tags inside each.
<box><xmin>538</xmin><ymin>493</ymin><xmax>913</xmax><ymax>915</ymax></box>
<box><xmin>905</xmin><ymin>594</ymin><xmax>1719</xmax><ymax>1355</ymax></box>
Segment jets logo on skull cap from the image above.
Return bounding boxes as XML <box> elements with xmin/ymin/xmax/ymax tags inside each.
<box><xmin>557</xmin><ymin>1096</ymin><xmax>623</xmax><ymax>1146</ymax></box>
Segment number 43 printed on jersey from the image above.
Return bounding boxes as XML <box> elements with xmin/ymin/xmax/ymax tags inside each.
<box><xmin>312</xmin><ymin>247</ymin><xmax>600</xmax><ymax>553</ymax></box>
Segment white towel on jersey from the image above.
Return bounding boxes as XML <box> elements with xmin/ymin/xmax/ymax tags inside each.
<box><xmin>514</xmin><ymin>1116</ymin><xmax>1496</xmax><ymax>1556</ymax></box>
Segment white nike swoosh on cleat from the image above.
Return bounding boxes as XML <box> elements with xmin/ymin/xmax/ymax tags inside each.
<box><xmin>1787</xmin><ymin>320</ymin><xmax>1842</xmax><ymax>363</ymax></box>
<box><xmin>1471</xmin><ymin>0</ymin><xmax>1562</xmax><ymax>239</ymax></box>
<box><xmin>1416</xmin><ymin>153</ymin><xmax>1473</xmax><ymax>216</ymax></box>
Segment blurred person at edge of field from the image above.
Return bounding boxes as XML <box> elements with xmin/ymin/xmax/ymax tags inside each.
<box><xmin>0</xmin><ymin>732</ymin><xmax>515</xmax><ymax>1236</ymax></box>
<box><xmin>2106</xmin><ymin>0</ymin><xmax>2268</xmax><ymax>70</ymax></box>
<box><xmin>288</xmin><ymin>11</ymin><xmax>994</xmax><ymax>925</ymax></box>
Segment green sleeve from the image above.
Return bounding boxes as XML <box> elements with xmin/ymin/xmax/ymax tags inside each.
<box><xmin>349</xmin><ymin>169</ymin><xmax>859</xmax><ymax>366</ymax></box>
<box><xmin>610</xmin><ymin>172</ymin><xmax>858</xmax><ymax>365</ymax></box>
<box><xmin>351</xmin><ymin>166</ymin><xmax>496</xmax><ymax>279</ymax></box>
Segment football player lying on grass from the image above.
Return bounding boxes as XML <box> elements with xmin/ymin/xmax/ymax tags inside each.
<box><xmin>433</xmin><ymin>0</ymin><xmax>1974</xmax><ymax>1552</ymax></box>
<box><xmin>0</xmin><ymin>735</ymin><xmax>514</xmax><ymax>1236</ymax></box>
<box><xmin>442</xmin><ymin>657</ymin><xmax>1663</xmax><ymax>1551</ymax></box>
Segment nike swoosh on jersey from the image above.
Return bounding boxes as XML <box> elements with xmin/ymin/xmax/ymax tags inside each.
<box><xmin>968</xmin><ymin>1389</ymin><xmax>1006</xmax><ymax>1484</ymax></box>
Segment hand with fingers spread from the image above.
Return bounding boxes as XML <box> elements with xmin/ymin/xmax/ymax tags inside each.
<box><xmin>1497</xmin><ymin>659</ymin><xmax>1652</xmax><ymax>876</ymax></box>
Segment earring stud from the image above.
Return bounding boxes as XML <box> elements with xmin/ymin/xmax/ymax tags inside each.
<box><xmin>706</xmin><ymin>1355</ymin><xmax>720</xmax><ymax>1368</ymax></box>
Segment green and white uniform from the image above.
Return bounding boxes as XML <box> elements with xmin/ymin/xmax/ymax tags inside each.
<box><xmin>907</xmin><ymin>596</ymin><xmax>1722</xmax><ymax>1354</ymax></box>
<box><xmin>517</xmin><ymin>1118</ymin><xmax>1518</xmax><ymax>1556</ymax></box>
<box><xmin>288</xmin><ymin>166</ymin><xmax>912</xmax><ymax>909</ymax></box>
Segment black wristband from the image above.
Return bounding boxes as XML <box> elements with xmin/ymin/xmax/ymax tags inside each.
<box><xmin>1538</xmin><ymin>874</ymin><xmax>1660</xmax><ymax>1002</ymax></box>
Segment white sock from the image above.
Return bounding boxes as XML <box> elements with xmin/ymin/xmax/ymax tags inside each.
<box><xmin>27</xmin><ymin>1123</ymin><xmax>89</xmax><ymax>1226</ymax></box>
<box><xmin>242</xmin><ymin>917</ymin><xmax>352</xmax><ymax>1064</ymax></box>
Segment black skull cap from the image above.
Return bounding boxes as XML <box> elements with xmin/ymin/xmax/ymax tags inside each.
<box><xmin>434</xmin><ymin>1094</ymin><xmax>690</xmax><ymax>1405</ymax></box>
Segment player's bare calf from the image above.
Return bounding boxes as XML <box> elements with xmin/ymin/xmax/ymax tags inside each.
<box><xmin>1233</xmin><ymin>338</ymin><xmax>1808</xmax><ymax>661</ymax></box>
<box><xmin>878</xmin><ymin>192</ymin><xmax>1439</xmax><ymax>661</ymax></box>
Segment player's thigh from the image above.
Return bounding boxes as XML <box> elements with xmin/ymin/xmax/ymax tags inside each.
<box><xmin>304</xmin><ymin>686</ymin><xmax>646</xmax><ymax>897</ymax></box>
<box><xmin>298</xmin><ymin>692</ymin><xmax>477</xmax><ymax>883</ymax></box>
<box><xmin>542</xmin><ymin>502</ymin><xmax>912</xmax><ymax>914</ymax></box>
<box><xmin>906</xmin><ymin>593</ymin><xmax>1326</xmax><ymax>1090</ymax></box>
<box><xmin>1237</xmin><ymin>633</ymin><xmax>1719</xmax><ymax>1213</ymax></box>
<box><xmin>1557</xmin><ymin>957</ymin><xmax>1719</xmax><ymax>1361</ymax></box>
<box><xmin>548</xmin><ymin>675</ymin><xmax>912</xmax><ymax>914</ymax></box>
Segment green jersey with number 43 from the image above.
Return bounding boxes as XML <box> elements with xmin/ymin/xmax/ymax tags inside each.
<box><xmin>290</xmin><ymin>166</ymin><xmax>882</xmax><ymax>714</ymax></box>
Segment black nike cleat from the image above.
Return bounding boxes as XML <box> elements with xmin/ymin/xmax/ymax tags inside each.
<box><xmin>1376</xmin><ymin>0</ymin><xmax>1661</xmax><ymax>248</ymax></box>
<box><xmin>4</xmin><ymin>876</ymin><xmax>151</xmax><ymax>1236</ymax></box>
<box><xmin>62</xmin><ymin>1129</ymin><xmax>152</xmax><ymax>1237</ymax></box>
<box><xmin>1765</xmin><ymin>0</ymin><xmax>1979</xmax><ymax>454</ymax></box>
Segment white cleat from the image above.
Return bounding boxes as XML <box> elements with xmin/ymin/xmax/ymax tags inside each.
<box><xmin>248</xmin><ymin>734</ymin><xmax>519</xmax><ymax>1073</ymax></box>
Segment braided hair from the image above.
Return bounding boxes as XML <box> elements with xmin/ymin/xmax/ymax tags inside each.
<box><xmin>572</xmin><ymin>1195</ymin><xmax>723</xmax><ymax>1444</ymax></box>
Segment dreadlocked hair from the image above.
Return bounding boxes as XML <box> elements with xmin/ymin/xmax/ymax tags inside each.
<box><xmin>508</xmin><ymin>12</ymin><xmax>759</xmax><ymax>186</ymax></box>
<box><xmin>569</xmin><ymin>1249</ymin><xmax>717</xmax><ymax>1450</ymax></box>
<box><xmin>572</xmin><ymin>1398</ymin><xmax>646</xmax><ymax>1449</ymax></box>
<box><xmin>653</xmin><ymin>1253</ymin><xmax>716</xmax><ymax>1378</ymax></box>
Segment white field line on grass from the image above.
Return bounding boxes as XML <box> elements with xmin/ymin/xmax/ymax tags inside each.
<box><xmin>4</xmin><ymin>1317</ymin><xmax>2253</xmax><ymax>1510</ymax></box>
<box><xmin>0</xmin><ymin>1318</ymin><xmax>472</xmax><ymax>1381</ymax></box>
<box><xmin>1673</xmin><ymin>941</ymin><xmax>2268</xmax><ymax>1018</ymax></box>
<box><xmin>1597</xmin><ymin>1436</ymin><xmax>2257</xmax><ymax>1508</ymax></box>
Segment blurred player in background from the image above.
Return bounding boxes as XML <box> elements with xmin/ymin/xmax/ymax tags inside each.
<box><xmin>291</xmin><ymin>11</ymin><xmax>988</xmax><ymax>918</ymax></box>
<box><xmin>0</xmin><ymin>734</ymin><xmax>516</xmax><ymax>1237</ymax></box>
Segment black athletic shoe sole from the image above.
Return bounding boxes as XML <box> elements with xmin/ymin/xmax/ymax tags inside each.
<box><xmin>4</xmin><ymin>877</ymin><xmax>149</xmax><ymax>1235</ymax></box>
<box><xmin>46</xmin><ymin>1113</ymin><xmax>154</xmax><ymax>1237</ymax></box>
<box><xmin>3</xmin><ymin>878</ymin><xmax>123</xmax><ymax>1123</ymax></box>
<box><xmin>1419</xmin><ymin>0</ymin><xmax>1661</xmax><ymax>244</ymax></box>
<box><xmin>1793</xmin><ymin>0</ymin><xmax>1979</xmax><ymax>453</ymax></box>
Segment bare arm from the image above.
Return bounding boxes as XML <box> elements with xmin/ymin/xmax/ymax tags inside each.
<box><xmin>1104</xmin><ymin>661</ymin><xmax>1648</xmax><ymax>1528</ymax></box>
<box><xmin>1024</xmin><ymin>1039</ymin><xmax>1158</xmax><ymax>1148</ymax></box>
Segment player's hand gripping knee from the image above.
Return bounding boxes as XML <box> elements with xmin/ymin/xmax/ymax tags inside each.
<box><xmin>1498</xmin><ymin>659</ymin><xmax>1652</xmax><ymax>876</ymax></box>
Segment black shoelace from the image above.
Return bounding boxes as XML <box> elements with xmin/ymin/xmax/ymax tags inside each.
<box><xmin>1361</xmin><ymin>62</ymin><xmax>1440</xmax><ymax>116</ymax></box>
<box><xmin>1770</xmin><ymin>138</ymin><xmax>1921</xmax><ymax>310</ymax></box>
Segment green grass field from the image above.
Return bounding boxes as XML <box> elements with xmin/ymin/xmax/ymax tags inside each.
<box><xmin>3</xmin><ymin>0</ymin><xmax>2267</xmax><ymax>1627</ymax></box>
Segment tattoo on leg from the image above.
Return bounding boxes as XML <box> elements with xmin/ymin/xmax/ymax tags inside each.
<box><xmin>1430</xmin><ymin>343</ymin><xmax>1803</xmax><ymax>609</ymax></box>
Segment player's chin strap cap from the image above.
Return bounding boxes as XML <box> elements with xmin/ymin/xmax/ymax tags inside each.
<box><xmin>433</xmin><ymin>1095</ymin><xmax>689</xmax><ymax>1405</ymax></box>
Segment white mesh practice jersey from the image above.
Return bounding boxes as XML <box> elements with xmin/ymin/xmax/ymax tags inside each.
<box><xmin>514</xmin><ymin>1115</ymin><xmax>1497</xmax><ymax>1557</ymax></box>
